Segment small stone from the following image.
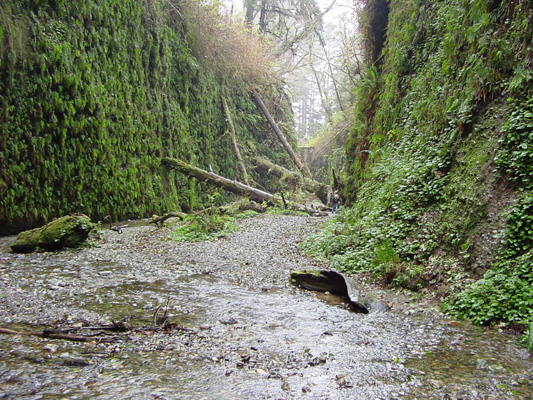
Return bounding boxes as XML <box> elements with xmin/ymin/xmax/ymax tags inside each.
<box><xmin>302</xmin><ymin>385</ymin><xmax>311</xmax><ymax>393</ymax></box>
<box><xmin>43</xmin><ymin>344</ymin><xmax>58</xmax><ymax>353</ymax></box>
<box><xmin>281</xmin><ymin>381</ymin><xmax>291</xmax><ymax>391</ymax></box>
<box><xmin>429</xmin><ymin>379</ymin><xmax>445</xmax><ymax>389</ymax></box>
<box><xmin>476</xmin><ymin>359</ymin><xmax>488</xmax><ymax>370</ymax></box>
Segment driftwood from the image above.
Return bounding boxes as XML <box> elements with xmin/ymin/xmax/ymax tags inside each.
<box><xmin>252</xmin><ymin>91</ymin><xmax>312</xmax><ymax>179</ymax></box>
<box><xmin>0</xmin><ymin>327</ymin><xmax>93</xmax><ymax>342</ymax></box>
<box><xmin>0</xmin><ymin>320</ymin><xmax>195</xmax><ymax>343</ymax></box>
<box><xmin>222</xmin><ymin>94</ymin><xmax>250</xmax><ymax>185</ymax></box>
<box><xmin>150</xmin><ymin>212</ymin><xmax>188</xmax><ymax>227</ymax></box>
<box><xmin>290</xmin><ymin>270</ymin><xmax>390</xmax><ymax>313</ymax></box>
<box><xmin>253</xmin><ymin>157</ymin><xmax>330</xmax><ymax>205</ymax></box>
<box><xmin>161</xmin><ymin>157</ymin><xmax>326</xmax><ymax>216</ymax></box>
<box><xmin>161</xmin><ymin>157</ymin><xmax>276</xmax><ymax>203</ymax></box>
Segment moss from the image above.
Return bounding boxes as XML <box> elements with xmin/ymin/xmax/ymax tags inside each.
<box><xmin>38</xmin><ymin>215</ymin><xmax>94</xmax><ymax>250</ymax></box>
<box><xmin>11</xmin><ymin>214</ymin><xmax>94</xmax><ymax>253</ymax></box>
<box><xmin>0</xmin><ymin>0</ymin><xmax>296</xmax><ymax>235</ymax></box>
<box><xmin>10</xmin><ymin>227</ymin><xmax>41</xmax><ymax>253</ymax></box>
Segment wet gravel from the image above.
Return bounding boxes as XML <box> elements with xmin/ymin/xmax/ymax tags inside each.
<box><xmin>0</xmin><ymin>214</ymin><xmax>532</xmax><ymax>399</ymax></box>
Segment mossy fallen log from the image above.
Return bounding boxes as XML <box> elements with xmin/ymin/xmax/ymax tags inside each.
<box><xmin>161</xmin><ymin>157</ymin><xmax>326</xmax><ymax>216</ymax></box>
<box><xmin>10</xmin><ymin>214</ymin><xmax>94</xmax><ymax>253</ymax></box>
<box><xmin>253</xmin><ymin>157</ymin><xmax>330</xmax><ymax>205</ymax></box>
<box><xmin>161</xmin><ymin>157</ymin><xmax>276</xmax><ymax>204</ymax></box>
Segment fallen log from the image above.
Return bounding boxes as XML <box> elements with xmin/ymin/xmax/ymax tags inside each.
<box><xmin>252</xmin><ymin>91</ymin><xmax>312</xmax><ymax>179</ymax></box>
<box><xmin>253</xmin><ymin>157</ymin><xmax>330</xmax><ymax>205</ymax></box>
<box><xmin>290</xmin><ymin>270</ymin><xmax>390</xmax><ymax>313</ymax></box>
<box><xmin>161</xmin><ymin>157</ymin><xmax>275</xmax><ymax>204</ymax></box>
<box><xmin>161</xmin><ymin>157</ymin><xmax>326</xmax><ymax>216</ymax></box>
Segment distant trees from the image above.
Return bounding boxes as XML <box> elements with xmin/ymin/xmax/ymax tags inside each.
<box><xmin>243</xmin><ymin>0</ymin><xmax>363</xmax><ymax>142</ymax></box>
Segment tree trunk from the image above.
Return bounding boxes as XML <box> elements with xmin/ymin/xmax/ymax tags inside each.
<box><xmin>161</xmin><ymin>157</ymin><xmax>326</xmax><ymax>216</ymax></box>
<box><xmin>161</xmin><ymin>157</ymin><xmax>275</xmax><ymax>204</ymax></box>
<box><xmin>253</xmin><ymin>157</ymin><xmax>330</xmax><ymax>205</ymax></box>
<box><xmin>251</xmin><ymin>91</ymin><xmax>312</xmax><ymax>179</ymax></box>
<box><xmin>222</xmin><ymin>94</ymin><xmax>250</xmax><ymax>185</ymax></box>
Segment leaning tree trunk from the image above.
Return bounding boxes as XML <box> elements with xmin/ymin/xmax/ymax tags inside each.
<box><xmin>253</xmin><ymin>157</ymin><xmax>330</xmax><ymax>205</ymax></box>
<box><xmin>222</xmin><ymin>94</ymin><xmax>250</xmax><ymax>185</ymax></box>
<box><xmin>161</xmin><ymin>157</ymin><xmax>275</xmax><ymax>204</ymax></box>
<box><xmin>252</xmin><ymin>91</ymin><xmax>312</xmax><ymax>179</ymax></box>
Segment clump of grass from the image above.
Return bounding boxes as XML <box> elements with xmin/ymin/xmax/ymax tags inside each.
<box><xmin>234</xmin><ymin>210</ymin><xmax>260</xmax><ymax>219</ymax></box>
<box><xmin>172</xmin><ymin>211</ymin><xmax>238</xmax><ymax>242</ymax></box>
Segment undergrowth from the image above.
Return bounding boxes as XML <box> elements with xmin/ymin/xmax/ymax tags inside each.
<box><xmin>172</xmin><ymin>211</ymin><xmax>238</xmax><ymax>242</ymax></box>
<box><xmin>305</xmin><ymin>0</ymin><xmax>533</xmax><ymax>340</ymax></box>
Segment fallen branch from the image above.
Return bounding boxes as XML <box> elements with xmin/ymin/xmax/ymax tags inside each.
<box><xmin>0</xmin><ymin>327</ymin><xmax>92</xmax><ymax>342</ymax></box>
<box><xmin>222</xmin><ymin>93</ymin><xmax>250</xmax><ymax>185</ymax></box>
<box><xmin>150</xmin><ymin>212</ymin><xmax>188</xmax><ymax>227</ymax></box>
<box><xmin>161</xmin><ymin>157</ymin><xmax>326</xmax><ymax>216</ymax></box>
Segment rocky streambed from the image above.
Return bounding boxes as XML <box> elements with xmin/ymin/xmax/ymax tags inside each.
<box><xmin>0</xmin><ymin>214</ymin><xmax>531</xmax><ymax>399</ymax></box>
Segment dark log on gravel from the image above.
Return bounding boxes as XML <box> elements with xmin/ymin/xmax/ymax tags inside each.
<box><xmin>252</xmin><ymin>91</ymin><xmax>312</xmax><ymax>179</ymax></box>
<box><xmin>290</xmin><ymin>270</ymin><xmax>389</xmax><ymax>313</ymax></box>
<box><xmin>0</xmin><ymin>327</ymin><xmax>92</xmax><ymax>342</ymax></box>
<box><xmin>253</xmin><ymin>157</ymin><xmax>330</xmax><ymax>205</ymax></box>
<box><xmin>161</xmin><ymin>157</ymin><xmax>276</xmax><ymax>204</ymax></box>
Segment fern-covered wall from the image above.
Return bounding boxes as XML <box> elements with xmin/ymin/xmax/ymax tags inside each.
<box><xmin>305</xmin><ymin>0</ymin><xmax>533</xmax><ymax>328</ymax></box>
<box><xmin>0</xmin><ymin>0</ymin><xmax>295</xmax><ymax>235</ymax></box>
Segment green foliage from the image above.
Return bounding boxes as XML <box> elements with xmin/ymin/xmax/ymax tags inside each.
<box><xmin>172</xmin><ymin>211</ymin><xmax>239</xmax><ymax>242</ymax></box>
<box><xmin>500</xmin><ymin>193</ymin><xmax>533</xmax><ymax>258</ymax></box>
<box><xmin>497</xmin><ymin>97</ymin><xmax>533</xmax><ymax>189</ymax></box>
<box><xmin>441</xmin><ymin>251</ymin><xmax>533</xmax><ymax>326</ymax></box>
<box><xmin>266</xmin><ymin>207</ymin><xmax>308</xmax><ymax>217</ymax></box>
<box><xmin>234</xmin><ymin>210</ymin><xmax>260</xmax><ymax>219</ymax></box>
<box><xmin>308</xmin><ymin>0</ymin><xmax>533</xmax><ymax>331</ymax></box>
<box><xmin>0</xmin><ymin>0</ymin><xmax>295</xmax><ymax>234</ymax></box>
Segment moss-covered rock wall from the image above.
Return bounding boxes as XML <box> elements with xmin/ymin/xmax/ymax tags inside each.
<box><xmin>0</xmin><ymin>0</ymin><xmax>295</xmax><ymax>234</ymax></box>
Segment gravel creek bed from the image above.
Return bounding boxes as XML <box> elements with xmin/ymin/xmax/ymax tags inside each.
<box><xmin>0</xmin><ymin>214</ymin><xmax>532</xmax><ymax>400</ymax></box>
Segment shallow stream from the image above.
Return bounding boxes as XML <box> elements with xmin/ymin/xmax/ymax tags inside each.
<box><xmin>0</xmin><ymin>215</ymin><xmax>531</xmax><ymax>399</ymax></box>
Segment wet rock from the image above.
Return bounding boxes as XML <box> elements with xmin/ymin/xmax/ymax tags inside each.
<box><xmin>11</xmin><ymin>215</ymin><xmax>94</xmax><ymax>253</ymax></box>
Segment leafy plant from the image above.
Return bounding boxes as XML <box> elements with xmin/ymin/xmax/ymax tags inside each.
<box><xmin>234</xmin><ymin>210</ymin><xmax>259</xmax><ymax>219</ymax></box>
<box><xmin>172</xmin><ymin>212</ymin><xmax>238</xmax><ymax>242</ymax></box>
<box><xmin>497</xmin><ymin>97</ymin><xmax>533</xmax><ymax>189</ymax></box>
